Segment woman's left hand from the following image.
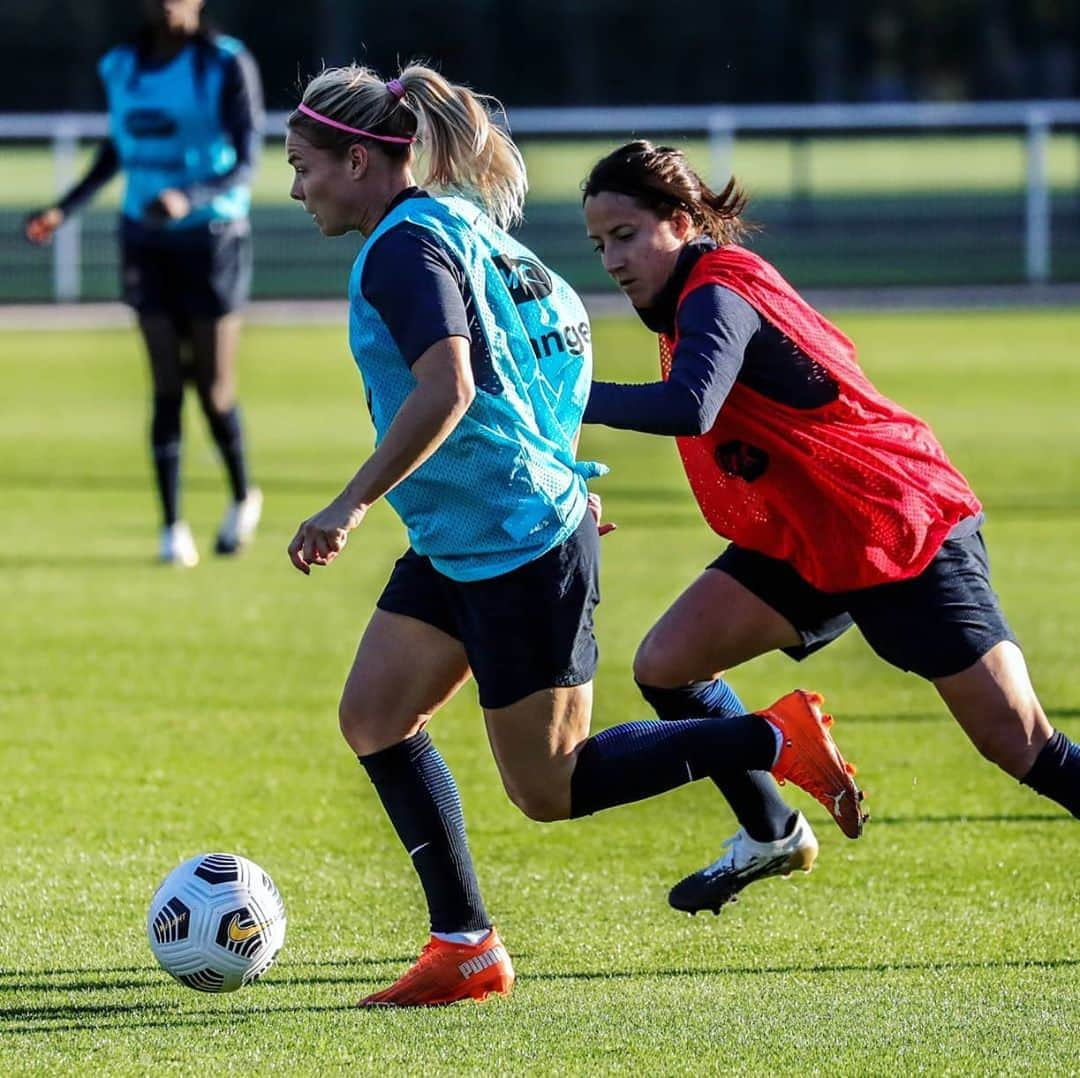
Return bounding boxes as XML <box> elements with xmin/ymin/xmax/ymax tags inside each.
<box><xmin>288</xmin><ymin>499</ymin><xmax>367</xmax><ymax>575</ymax></box>
<box><xmin>146</xmin><ymin>188</ymin><xmax>192</xmax><ymax>222</ymax></box>
<box><xmin>587</xmin><ymin>491</ymin><xmax>616</xmax><ymax>537</ymax></box>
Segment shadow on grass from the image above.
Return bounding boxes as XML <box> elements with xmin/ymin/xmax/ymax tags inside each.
<box><xmin>842</xmin><ymin>713</ymin><xmax>945</xmax><ymax>724</ymax></box>
<box><xmin>0</xmin><ymin>473</ymin><xmax>200</xmax><ymax>495</ymax></box>
<box><xmin>0</xmin><ymin>965</ymin><xmax>150</xmax><ymax>981</ymax></box>
<box><xmin>870</xmin><ymin>812</ymin><xmax>1071</xmax><ymax>824</ymax></box>
<box><xmin>0</xmin><ymin>975</ymin><xmax>161</xmax><ymax>994</ymax></box>
<box><xmin>3</xmin><ymin>955</ymin><xmax>1075</xmax><ymax>1034</ymax></box>
<box><xmin>0</xmin><ymin>959</ymin><xmax>404</xmax><ymax>1035</ymax></box>
<box><xmin>837</xmin><ymin>708</ymin><xmax>1080</xmax><ymax>724</ymax></box>
<box><xmin>0</xmin><ymin>555</ymin><xmax>154</xmax><ymax>570</ymax></box>
<box><xmin>0</xmin><ymin>473</ymin><xmax>340</xmax><ymax>496</ymax></box>
<box><xmin>6</xmin><ymin>476</ymin><xmax>1080</xmax><ymax>521</ymax></box>
<box><xmin>978</xmin><ymin>500</ymin><xmax>1080</xmax><ymax>519</ymax></box>
<box><xmin>0</xmin><ymin>1001</ymin><xmax>354</xmax><ymax>1036</ymax></box>
<box><xmin>0</xmin><ymin>955</ymin><xmax>411</xmax><ymax>994</ymax></box>
<box><xmin>522</xmin><ymin>954</ymin><xmax>1080</xmax><ymax>983</ymax></box>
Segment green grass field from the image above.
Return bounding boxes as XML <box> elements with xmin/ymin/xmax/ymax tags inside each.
<box><xmin>1</xmin><ymin>309</ymin><xmax>1078</xmax><ymax>1074</ymax></box>
<box><xmin>5</xmin><ymin>133</ymin><xmax>1080</xmax><ymax>207</ymax></box>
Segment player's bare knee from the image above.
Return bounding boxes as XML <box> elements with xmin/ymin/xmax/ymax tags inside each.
<box><xmin>503</xmin><ymin>780</ymin><xmax>569</xmax><ymax>823</ymax></box>
<box><xmin>338</xmin><ymin>693</ymin><xmax>381</xmax><ymax>754</ymax></box>
<box><xmin>340</xmin><ymin>691</ymin><xmax>428</xmax><ymax>756</ymax></box>
<box><xmin>513</xmin><ymin>793</ymin><xmax>568</xmax><ymax>823</ymax></box>
<box><xmin>632</xmin><ymin>634</ymin><xmax>684</xmax><ymax>688</ymax></box>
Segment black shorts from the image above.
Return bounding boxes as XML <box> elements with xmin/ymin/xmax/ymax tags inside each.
<box><xmin>711</xmin><ymin>530</ymin><xmax>1016</xmax><ymax>680</ymax></box>
<box><xmin>376</xmin><ymin>514</ymin><xmax>601</xmax><ymax>709</ymax></box>
<box><xmin>121</xmin><ymin>217</ymin><xmax>252</xmax><ymax>319</ymax></box>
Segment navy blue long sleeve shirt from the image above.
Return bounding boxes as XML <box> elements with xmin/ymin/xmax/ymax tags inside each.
<box><xmin>584</xmin><ymin>238</ymin><xmax>841</xmax><ymax>435</ymax></box>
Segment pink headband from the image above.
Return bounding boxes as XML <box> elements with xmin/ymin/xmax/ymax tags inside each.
<box><xmin>296</xmin><ymin>102</ymin><xmax>415</xmax><ymax>144</ymax></box>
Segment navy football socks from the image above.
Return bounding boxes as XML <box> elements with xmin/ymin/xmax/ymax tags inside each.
<box><xmin>203</xmin><ymin>404</ymin><xmax>249</xmax><ymax>503</ymax></box>
<box><xmin>570</xmin><ymin>714</ymin><xmax>779</xmax><ymax>819</ymax></box>
<box><xmin>637</xmin><ymin>680</ymin><xmax>797</xmax><ymax>843</ymax></box>
<box><xmin>150</xmin><ymin>391</ymin><xmax>183</xmax><ymax>526</ymax></box>
<box><xmin>358</xmin><ymin>731</ymin><xmax>490</xmax><ymax>933</ymax></box>
<box><xmin>1021</xmin><ymin>730</ymin><xmax>1080</xmax><ymax>817</ymax></box>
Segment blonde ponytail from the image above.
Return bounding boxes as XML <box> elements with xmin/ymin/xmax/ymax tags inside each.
<box><xmin>290</xmin><ymin>62</ymin><xmax>527</xmax><ymax>229</ymax></box>
<box><xmin>398</xmin><ymin>64</ymin><xmax>526</xmax><ymax>230</ymax></box>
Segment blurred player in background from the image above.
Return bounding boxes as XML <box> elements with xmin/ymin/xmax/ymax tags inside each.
<box><xmin>285</xmin><ymin>64</ymin><xmax>863</xmax><ymax>1008</ymax></box>
<box><xmin>25</xmin><ymin>0</ymin><xmax>264</xmax><ymax>567</ymax></box>
<box><xmin>581</xmin><ymin>140</ymin><xmax>1080</xmax><ymax>906</ymax></box>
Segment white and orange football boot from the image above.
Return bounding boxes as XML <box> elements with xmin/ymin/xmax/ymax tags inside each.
<box><xmin>760</xmin><ymin>689</ymin><xmax>868</xmax><ymax>839</ymax></box>
<box><xmin>358</xmin><ymin>928</ymin><xmax>514</xmax><ymax>1008</ymax></box>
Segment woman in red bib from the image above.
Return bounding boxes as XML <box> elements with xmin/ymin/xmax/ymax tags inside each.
<box><xmin>582</xmin><ymin>141</ymin><xmax>1078</xmax><ymax>903</ymax></box>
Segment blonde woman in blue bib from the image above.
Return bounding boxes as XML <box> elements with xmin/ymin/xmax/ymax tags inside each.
<box><xmin>285</xmin><ymin>61</ymin><xmax>859</xmax><ymax>1008</ymax></box>
<box><xmin>25</xmin><ymin>0</ymin><xmax>264</xmax><ymax>566</ymax></box>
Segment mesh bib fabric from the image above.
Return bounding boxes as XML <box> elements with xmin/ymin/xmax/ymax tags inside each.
<box><xmin>349</xmin><ymin>196</ymin><xmax>594</xmax><ymax>581</ymax></box>
<box><xmin>99</xmin><ymin>37</ymin><xmax>250</xmax><ymax>227</ymax></box>
<box><xmin>660</xmin><ymin>246</ymin><xmax>980</xmax><ymax>591</ymax></box>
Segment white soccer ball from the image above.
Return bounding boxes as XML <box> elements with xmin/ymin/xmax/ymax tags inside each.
<box><xmin>147</xmin><ymin>852</ymin><xmax>287</xmax><ymax>993</ymax></box>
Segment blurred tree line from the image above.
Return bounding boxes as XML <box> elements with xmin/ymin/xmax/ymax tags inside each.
<box><xmin>0</xmin><ymin>0</ymin><xmax>1076</xmax><ymax>111</ymax></box>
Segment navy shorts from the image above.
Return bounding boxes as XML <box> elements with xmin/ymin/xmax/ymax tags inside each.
<box><xmin>711</xmin><ymin>530</ymin><xmax>1016</xmax><ymax>679</ymax></box>
<box><xmin>376</xmin><ymin>514</ymin><xmax>600</xmax><ymax>709</ymax></box>
<box><xmin>121</xmin><ymin>217</ymin><xmax>252</xmax><ymax>319</ymax></box>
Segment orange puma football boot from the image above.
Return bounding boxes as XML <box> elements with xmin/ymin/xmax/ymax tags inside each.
<box><xmin>358</xmin><ymin>928</ymin><xmax>515</xmax><ymax>1008</ymax></box>
<box><xmin>759</xmin><ymin>690</ymin><xmax>868</xmax><ymax>839</ymax></box>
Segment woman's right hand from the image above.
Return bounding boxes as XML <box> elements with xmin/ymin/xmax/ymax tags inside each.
<box><xmin>288</xmin><ymin>497</ymin><xmax>368</xmax><ymax>575</ymax></box>
<box><xmin>24</xmin><ymin>207</ymin><xmax>65</xmax><ymax>246</ymax></box>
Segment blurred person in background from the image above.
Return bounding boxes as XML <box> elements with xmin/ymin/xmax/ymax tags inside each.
<box><xmin>581</xmin><ymin>140</ymin><xmax>1080</xmax><ymax>908</ymax></box>
<box><xmin>284</xmin><ymin>63</ymin><xmax>863</xmax><ymax>1008</ymax></box>
<box><xmin>24</xmin><ymin>0</ymin><xmax>264</xmax><ymax>567</ymax></box>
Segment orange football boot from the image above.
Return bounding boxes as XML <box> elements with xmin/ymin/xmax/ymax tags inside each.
<box><xmin>358</xmin><ymin>928</ymin><xmax>515</xmax><ymax>1008</ymax></box>
<box><xmin>759</xmin><ymin>690</ymin><xmax>868</xmax><ymax>839</ymax></box>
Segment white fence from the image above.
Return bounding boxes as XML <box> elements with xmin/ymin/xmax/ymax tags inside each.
<box><xmin>4</xmin><ymin>99</ymin><xmax>1080</xmax><ymax>301</ymax></box>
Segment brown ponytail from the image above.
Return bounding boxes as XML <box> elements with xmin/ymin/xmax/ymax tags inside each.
<box><xmin>582</xmin><ymin>140</ymin><xmax>748</xmax><ymax>245</ymax></box>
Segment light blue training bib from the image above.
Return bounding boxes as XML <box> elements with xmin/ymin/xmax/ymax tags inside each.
<box><xmin>349</xmin><ymin>195</ymin><xmax>601</xmax><ymax>581</ymax></box>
